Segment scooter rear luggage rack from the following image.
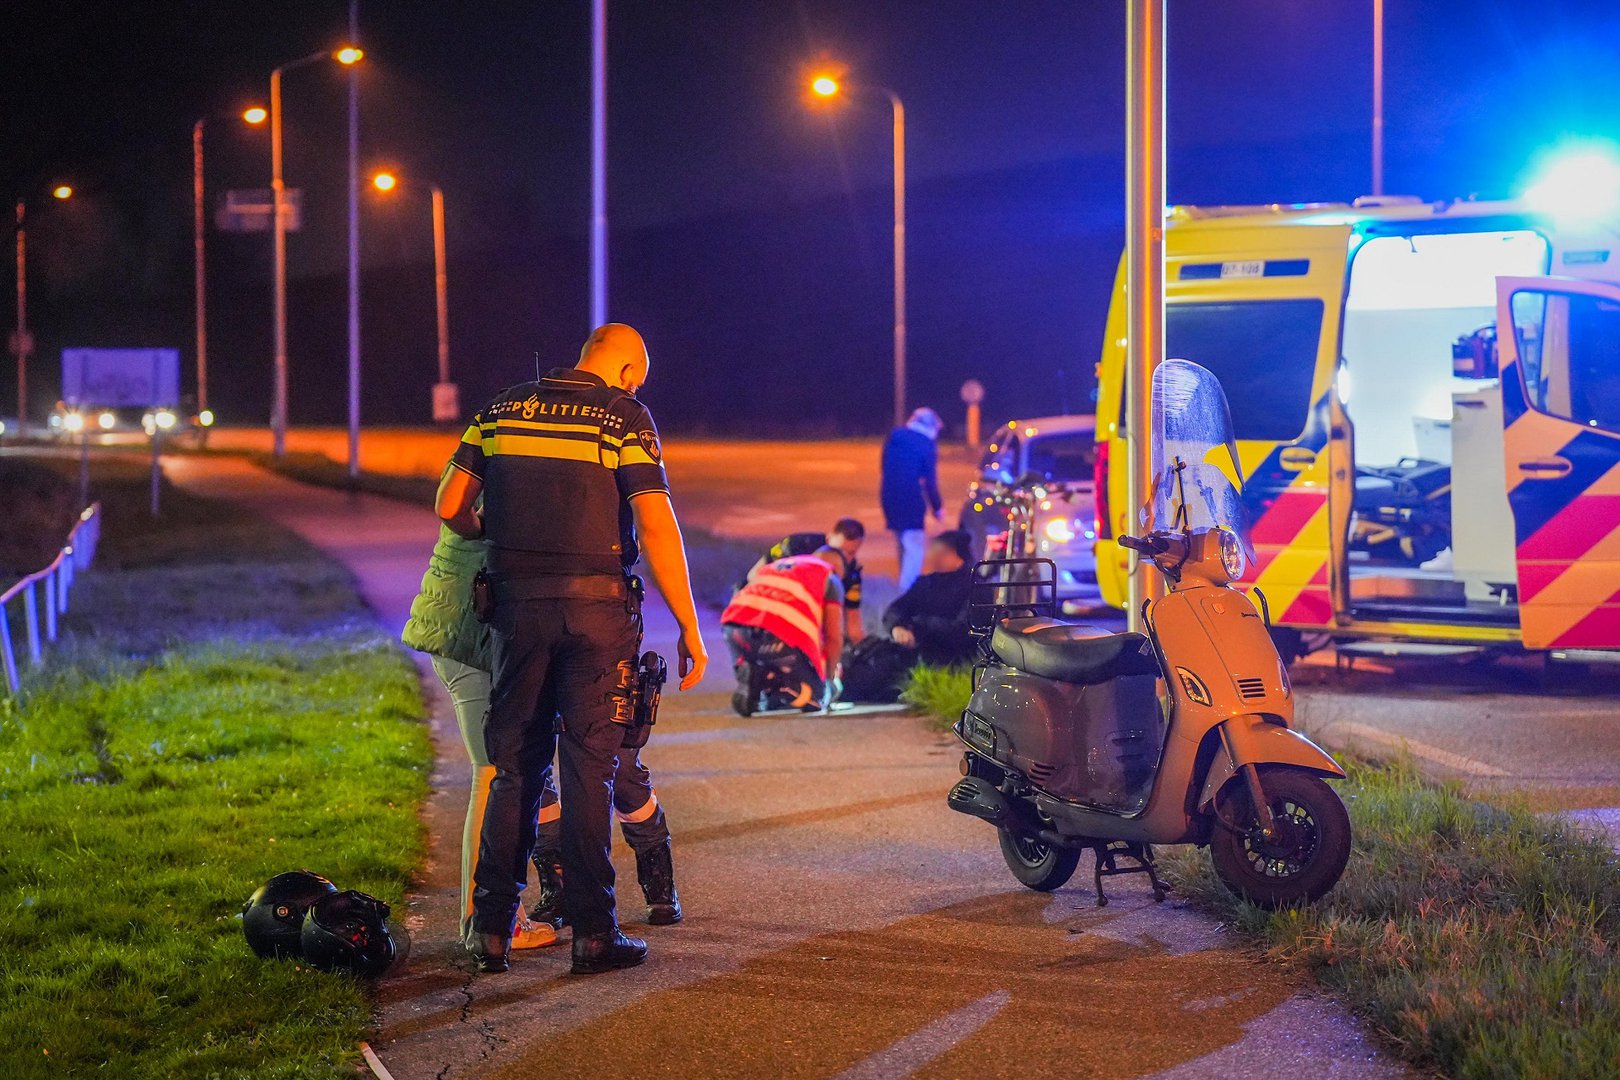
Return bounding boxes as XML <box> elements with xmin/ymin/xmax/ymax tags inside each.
<box><xmin>969</xmin><ymin>557</ymin><xmax>1059</xmax><ymax>631</ymax></box>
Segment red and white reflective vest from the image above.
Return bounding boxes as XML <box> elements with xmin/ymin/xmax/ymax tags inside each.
<box><xmin>721</xmin><ymin>555</ymin><xmax>834</xmax><ymax>670</ymax></box>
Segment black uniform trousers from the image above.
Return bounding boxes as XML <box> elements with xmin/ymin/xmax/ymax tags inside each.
<box><xmin>471</xmin><ymin>592</ymin><xmax>639</xmax><ymax>938</ymax></box>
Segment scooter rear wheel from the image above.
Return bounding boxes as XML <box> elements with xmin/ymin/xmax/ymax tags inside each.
<box><xmin>1209</xmin><ymin>767</ymin><xmax>1351</xmax><ymax>908</ymax></box>
<box><xmin>998</xmin><ymin>829</ymin><xmax>1082</xmax><ymax>892</ymax></box>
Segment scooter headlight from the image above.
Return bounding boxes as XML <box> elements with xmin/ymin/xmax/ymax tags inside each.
<box><xmin>1043</xmin><ymin>517</ymin><xmax>1076</xmax><ymax>544</ymax></box>
<box><xmin>1218</xmin><ymin>528</ymin><xmax>1246</xmax><ymax>580</ymax></box>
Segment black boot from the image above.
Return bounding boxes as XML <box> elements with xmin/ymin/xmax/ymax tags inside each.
<box><xmin>466</xmin><ymin>931</ymin><xmax>510</xmax><ymax>974</ymax></box>
<box><xmin>731</xmin><ymin>662</ymin><xmax>757</xmax><ymax>717</ymax></box>
<box><xmin>570</xmin><ymin>929</ymin><xmax>648</xmax><ymax>975</ymax></box>
<box><xmin>636</xmin><ymin>841</ymin><xmax>683</xmax><ymax>925</ymax></box>
<box><xmin>528</xmin><ymin>851</ymin><xmax>566</xmax><ymax>928</ymax></box>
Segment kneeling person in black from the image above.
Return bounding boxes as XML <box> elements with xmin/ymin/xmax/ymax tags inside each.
<box><xmin>437</xmin><ymin>323</ymin><xmax>708</xmax><ymax>975</ymax></box>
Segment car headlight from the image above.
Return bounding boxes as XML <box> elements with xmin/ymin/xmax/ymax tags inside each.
<box><xmin>63</xmin><ymin>412</ymin><xmax>85</xmax><ymax>432</ymax></box>
<box><xmin>198</xmin><ymin>409</ymin><xmax>215</xmax><ymax>427</ymax></box>
<box><xmin>1044</xmin><ymin>518</ymin><xmax>1076</xmax><ymax>543</ymax></box>
<box><xmin>155</xmin><ymin>409</ymin><xmax>177</xmax><ymax>430</ymax></box>
<box><xmin>1219</xmin><ymin>528</ymin><xmax>1246</xmax><ymax>580</ymax></box>
<box><xmin>97</xmin><ymin>411</ymin><xmax>116</xmax><ymax>430</ymax></box>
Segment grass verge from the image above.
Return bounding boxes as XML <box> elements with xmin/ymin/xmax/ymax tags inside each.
<box><xmin>0</xmin><ymin>456</ymin><xmax>432</xmax><ymax>1079</ymax></box>
<box><xmin>900</xmin><ymin>664</ymin><xmax>973</xmax><ymax>731</ymax></box>
<box><xmin>905</xmin><ymin>663</ymin><xmax>1620</xmax><ymax>1079</ymax></box>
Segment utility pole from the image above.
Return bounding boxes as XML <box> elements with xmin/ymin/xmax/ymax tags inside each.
<box><xmin>346</xmin><ymin>0</ymin><xmax>362</xmax><ymax>481</ymax></box>
<box><xmin>590</xmin><ymin>0</ymin><xmax>607</xmax><ymax>329</ymax></box>
<box><xmin>193</xmin><ymin>121</ymin><xmax>208</xmax><ymax>414</ymax></box>
<box><xmin>1125</xmin><ymin>0</ymin><xmax>1166</xmax><ymax>634</ymax></box>
<box><xmin>1372</xmin><ymin>0</ymin><xmax>1385</xmax><ymax>195</ymax></box>
<box><xmin>889</xmin><ymin>90</ymin><xmax>907</xmax><ymax>431</ymax></box>
<box><xmin>14</xmin><ymin>201</ymin><xmax>26</xmax><ymax>432</ymax></box>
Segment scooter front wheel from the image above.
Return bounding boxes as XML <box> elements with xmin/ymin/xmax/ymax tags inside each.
<box><xmin>1209</xmin><ymin>767</ymin><xmax>1351</xmax><ymax>908</ymax></box>
<box><xmin>998</xmin><ymin>829</ymin><xmax>1081</xmax><ymax>892</ymax></box>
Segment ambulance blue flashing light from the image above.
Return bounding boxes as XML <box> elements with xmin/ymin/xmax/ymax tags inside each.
<box><xmin>1524</xmin><ymin>141</ymin><xmax>1620</xmax><ymax>223</ymax></box>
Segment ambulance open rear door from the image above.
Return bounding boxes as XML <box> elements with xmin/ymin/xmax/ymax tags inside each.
<box><xmin>1496</xmin><ymin>276</ymin><xmax>1620</xmax><ymax>650</ymax></box>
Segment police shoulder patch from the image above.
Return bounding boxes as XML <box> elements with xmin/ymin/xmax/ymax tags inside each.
<box><xmin>636</xmin><ymin>429</ymin><xmax>661</xmax><ymax>462</ymax></box>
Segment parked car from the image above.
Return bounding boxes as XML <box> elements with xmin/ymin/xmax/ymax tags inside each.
<box><xmin>959</xmin><ymin>415</ymin><xmax>1099</xmax><ymax>600</ymax></box>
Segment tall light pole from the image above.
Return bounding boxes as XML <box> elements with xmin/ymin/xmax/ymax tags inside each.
<box><xmin>269</xmin><ymin>45</ymin><xmax>363</xmax><ymax>459</ymax></box>
<box><xmin>11</xmin><ymin>184</ymin><xmax>72</xmax><ymax>434</ymax></box>
<box><xmin>1124</xmin><ymin>0</ymin><xmax>1166</xmax><ymax>633</ymax></box>
<box><xmin>370</xmin><ymin>172</ymin><xmax>456</xmax><ymax>420</ymax></box>
<box><xmin>346</xmin><ymin>0</ymin><xmax>362</xmax><ymax>482</ymax></box>
<box><xmin>590</xmin><ymin>0</ymin><xmax>607</xmax><ymax>329</ymax></box>
<box><xmin>809</xmin><ymin>73</ymin><xmax>908</xmax><ymax>429</ymax></box>
<box><xmin>194</xmin><ymin>107</ymin><xmax>266</xmax><ymax>419</ymax></box>
<box><xmin>1372</xmin><ymin>0</ymin><xmax>1385</xmax><ymax>196</ymax></box>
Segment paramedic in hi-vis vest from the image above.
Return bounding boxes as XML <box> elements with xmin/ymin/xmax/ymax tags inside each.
<box><xmin>437</xmin><ymin>323</ymin><xmax>707</xmax><ymax>976</ymax></box>
<box><xmin>720</xmin><ymin>548</ymin><xmax>847</xmax><ymax>715</ymax></box>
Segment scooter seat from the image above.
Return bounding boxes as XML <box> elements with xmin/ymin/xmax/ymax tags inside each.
<box><xmin>991</xmin><ymin>618</ymin><xmax>1158</xmax><ymax>685</ymax></box>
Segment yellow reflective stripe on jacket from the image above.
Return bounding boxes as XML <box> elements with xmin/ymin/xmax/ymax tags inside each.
<box><xmin>482</xmin><ymin>432</ymin><xmax>601</xmax><ymax>464</ymax></box>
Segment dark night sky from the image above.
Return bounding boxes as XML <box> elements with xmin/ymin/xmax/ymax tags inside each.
<box><xmin>4</xmin><ymin>1</ymin><xmax>1620</xmax><ymax>433</ymax></box>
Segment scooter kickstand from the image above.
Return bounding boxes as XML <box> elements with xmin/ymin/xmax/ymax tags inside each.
<box><xmin>1091</xmin><ymin>845</ymin><xmax>1111</xmax><ymax>907</ymax></box>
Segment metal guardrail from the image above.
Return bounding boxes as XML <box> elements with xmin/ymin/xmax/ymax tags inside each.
<box><xmin>0</xmin><ymin>503</ymin><xmax>102</xmax><ymax>694</ymax></box>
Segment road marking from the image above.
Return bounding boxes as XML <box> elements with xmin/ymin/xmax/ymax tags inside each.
<box><xmin>830</xmin><ymin>990</ymin><xmax>1011</xmax><ymax>1080</ymax></box>
<box><xmin>1335</xmin><ymin>722</ymin><xmax>1508</xmax><ymax>777</ymax></box>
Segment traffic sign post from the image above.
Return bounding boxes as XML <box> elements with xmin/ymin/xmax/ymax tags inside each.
<box><xmin>960</xmin><ymin>378</ymin><xmax>985</xmax><ymax>449</ymax></box>
<box><xmin>62</xmin><ymin>348</ymin><xmax>181</xmax><ymax>517</ymax></box>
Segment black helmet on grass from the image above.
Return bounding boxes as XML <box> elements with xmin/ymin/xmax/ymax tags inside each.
<box><xmin>300</xmin><ymin>890</ymin><xmax>399</xmax><ymax>978</ymax></box>
<box><xmin>242</xmin><ymin>870</ymin><xmax>338</xmax><ymax>959</ymax></box>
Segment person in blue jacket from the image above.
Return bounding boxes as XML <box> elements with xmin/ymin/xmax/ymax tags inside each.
<box><xmin>880</xmin><ymin>407</ymin><xmax>944</xmax><ymax>591</ymax></box>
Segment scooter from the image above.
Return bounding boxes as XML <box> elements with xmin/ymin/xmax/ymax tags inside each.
<box><xmin>947</xmin><ymin>359</ymin><xmax>1351</xmax><ymax>908</ymax></box>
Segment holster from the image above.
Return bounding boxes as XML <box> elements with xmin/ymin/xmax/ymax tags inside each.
<box><xmin>471</xmin><ymin>569</ymin><xmax>495</xmax><ymax>624</ymax></box>
<box><xmin>619</xmin><ymin>650</ymin><xmax>668</xmax><ymax>749</ymax></box>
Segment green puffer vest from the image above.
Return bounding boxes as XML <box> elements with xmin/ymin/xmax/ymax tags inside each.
<box><xmin>402</xmin><ymin>525</ymin><xmax>492</xmax><ymax>672</ymax></box>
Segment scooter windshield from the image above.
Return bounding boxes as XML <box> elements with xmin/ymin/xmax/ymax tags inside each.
<box><xmin>1141</xmin><ymin>359</ymin><xmax>1254</xmax><ymax>561</ymax></box>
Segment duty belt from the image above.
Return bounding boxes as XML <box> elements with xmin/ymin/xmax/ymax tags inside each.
<box><xmin>491</xmin><ymin>574</ymin><xmax>630</xmax><ymax>603</ymax></box>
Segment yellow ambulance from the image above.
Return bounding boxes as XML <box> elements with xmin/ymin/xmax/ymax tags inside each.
<box><xmin>1093</xmin><ymin>191</ymin><xmax>1620</xmax><ymax>661</ymax></box>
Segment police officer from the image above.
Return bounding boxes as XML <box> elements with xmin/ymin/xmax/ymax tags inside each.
<box><xmin>437</xmin><ymin>323</ymin><xmax>708</xmax><ymax>975</ymax></box>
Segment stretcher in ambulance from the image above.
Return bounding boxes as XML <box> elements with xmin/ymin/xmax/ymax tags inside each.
<box><xmin>1093</xmin><ymin>196</ymin><xmax>1620</xmax><ymax>660</ymax></box>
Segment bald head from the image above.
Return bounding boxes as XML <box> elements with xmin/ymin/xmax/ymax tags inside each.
<box><xmin>577</xmin><ymin>323</ymin><xmax>651</xmax><ymax>394</ymax></box>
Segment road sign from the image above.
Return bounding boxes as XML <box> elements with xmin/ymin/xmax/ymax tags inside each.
<box><xmin>960</xmin><ymin>378</ymin><xmax>985</xmax><ymax>405</ymax></box>
<box><xmin>216</xmin><ymin>188</ymin><xmax>303</xmax><ymax>233</ymax></box>
<box><xmin>61</xmin><ymin>348</ymin><xmax>180</xmax><ymax>407</ymax></box>
<box><xmin>432</xmin><ymin>381</ymin><xmax>461</xmax><ymax>424</ymax></box>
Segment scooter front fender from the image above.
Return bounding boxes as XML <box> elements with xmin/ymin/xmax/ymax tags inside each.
<box><xmin>1197</xmin><ymin>715</ymin><xmax>1345</xmax><ymax>812</ymax></box>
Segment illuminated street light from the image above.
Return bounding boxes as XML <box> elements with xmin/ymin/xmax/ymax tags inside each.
<box><xmin>13</xmin><ymin>182</ymin><xmax>74</xmax><ymax>431</ymax></box>
<box><xmin>194</xmin><ymin>106</ymin><xmax>268</xmax><ymax>419</ymax></box>
<box><xmin>369</xmin><ymin>170</ymin><xmax>458</xmax><ymax>421</ymax></box>
<box><xmin>804</xmin><ymin>67</ymin><xmax>908</xmax><ymax>428</ymax></box>
<box><xmin>268</xmin><ymin>45</ymin><xmax>366</xmax><ymax>459</ymax></box>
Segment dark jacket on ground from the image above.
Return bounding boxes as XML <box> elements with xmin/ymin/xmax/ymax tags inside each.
<box><xmin>879</xmin><ymin>427</ymin><xmax>941</xmax><ymax>531</ymax></box>
<box><xmin>882</xmin><ymin>567</ymin><xmax>974</xmax><ymax>666</ymax></box>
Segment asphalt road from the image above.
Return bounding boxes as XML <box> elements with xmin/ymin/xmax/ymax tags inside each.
<box><xmin>162</xmin><ymin>453</ymin><xmax>1410</xmax><ymax>1080</ymax></box>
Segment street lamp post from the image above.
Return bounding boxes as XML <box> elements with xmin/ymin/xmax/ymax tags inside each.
<box><xmin>371</xmin><ymin>172</ymin><xmax>456</xmax><ymax>420</ymax></box>
<box><xmin>1372</xmin><ymin>0</ymin><xmax>1385</xmax><ymax>196</ymax></box>
<box><xmin>194</xmin><ymin>108</ymin><xmax>266</xmax><ymax>419</ymax></box>
<box><xmin>12</xmin><ymin>184</ymin><xmax>72</xmax><ymax>433</ymax></box>
<box><xmin>268</xmin><ymin>46</ymin><xmax>362</xmax><ymax>459</ymax></box>
<box><xmin>809</xmin><ymin>74</ymin><xmax>908</xmax><ymax>429</ymax></box>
